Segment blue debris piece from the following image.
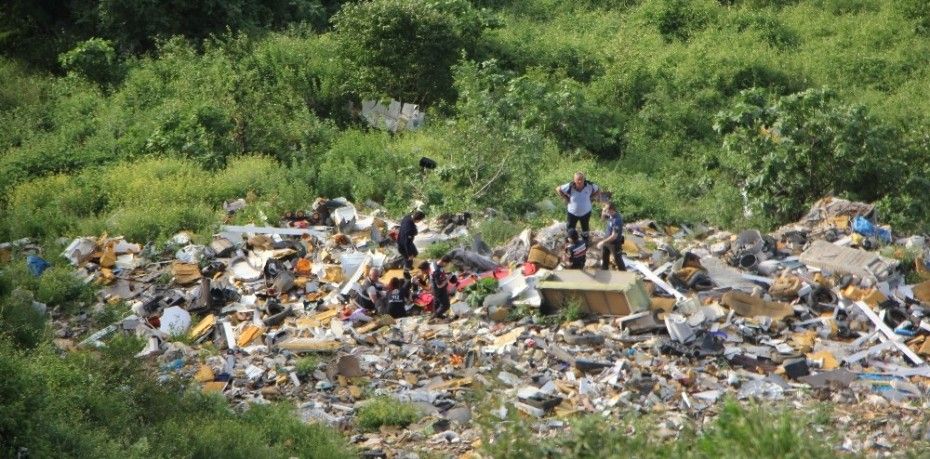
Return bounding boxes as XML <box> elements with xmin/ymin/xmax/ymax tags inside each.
<box><xmin>852</xmin><ymin>216</ymin><xmax>892</xmax><ymax>243</ymax></box>
<box><xmin>26</xmin><ymin>255</ymin><xmax>50</xmax><ymax>276</ymax></box>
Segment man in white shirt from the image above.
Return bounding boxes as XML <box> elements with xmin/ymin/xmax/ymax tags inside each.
<box><xmin>555</xmin><ymin>172</ymin><xmax>602</xmax><ymax>242</ymax></box>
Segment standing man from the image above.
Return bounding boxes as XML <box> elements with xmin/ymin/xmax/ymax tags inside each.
<box><xmin>597</xmin><ymin>202</ymin><xmax>626</xmax><ymax>271</ymax></box>
<box><xmin>397</xmin><ymin>210</ymin><xmax>425</xmax><ymax>271</ymax></box>
<box><xmin>555</xmin><ymin>172</ymin><xmax>601</xmax><ymax>241</ymax></box>
<box><xmin>430</xmin><ymin>255</ymin><xmax>455</xmax><ymax>319</ymax></box>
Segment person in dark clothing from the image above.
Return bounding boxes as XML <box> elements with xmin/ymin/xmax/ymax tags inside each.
<box><xmin>597</xmin><ymin>202</ymin><xmax>626</xmax><ymax>271</ymax></box>
<box><xmin>386</xmin><ymin>274</ymin><xmax>413</xmax><ymax>318</ymax></box>
<box><xmin>430</xmin><ymin>255</ymin><xmax>455</xmax><ymax>319</ymax></box>
<box><xmin>563</xmin><ymin>228</ymin><xmax>587</xmax><ymax>269</ymax></box>
<box><xmin>397</xmin><ymin>210</ymin><xmax>425</xmax><ymax>271</ymax></box>
<box><xmin>354</xmin><ymin>267</ymin><xmax>387</xmax><ymax>312</ymax></box>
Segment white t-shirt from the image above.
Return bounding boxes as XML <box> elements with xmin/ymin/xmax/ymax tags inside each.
<box><xmin>560</xmin><ymin>181</ymin><xmax>599</xmax><ymax>216</ymax></box>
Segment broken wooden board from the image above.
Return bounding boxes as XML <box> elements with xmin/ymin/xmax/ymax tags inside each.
<box><xmin>189</xmin><ymin>314</ymin><xmax>216</xmax><ymax>340</ymax></box>
<box><xmin>721</xmin><ymin>291</ymin><xmax>793</xmax><ymax>321</ymax></box>
<box><xmin>427</xmin><ymin>377</ymin><xmax>474</xmax><ymax>391</ymax></box>
<box><xmin>625</xmin><ymin>257</ymin><xmax>685</xmax><ymax>301</ymax></box>
<box><xmin>356</xmin><ymin>315</ymin><xmax>395</xmax><ymax>334</ymax></box>
<box><xmin>296</xmin><ymin>308</ymin><xmax>339</xmax><ymax>328</ymax></box>
<box><xmin>277</xmin><ymin>339</ymin><xmax>343</xmax><ymax>353</ymax></box>
<box><xmin>236</xmin><ymin>325</ymin><xmax>264</xmax><ymax>347</ymax></box>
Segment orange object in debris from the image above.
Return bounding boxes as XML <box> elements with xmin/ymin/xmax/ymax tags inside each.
<box><xmin>237</xmin><ymin>325</ymin><xmax>263</xmax><ymax>347</ymax></box>
<box><xmin>100</xmin><ymin>242</ymin><xmax>117</xmax><ymax>268</ymax></box>
<box><xmin>295</xmin><ymin>258</ymin><xmax>312</xmax><ymax>276</ymax></box>
<box><xmin>450</xmin><ymin>354</ymin><xmax>464</xmax><ymax>367</ymax></box>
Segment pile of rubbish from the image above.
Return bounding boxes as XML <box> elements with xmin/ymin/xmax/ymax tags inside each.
<box><xmin>29</xmin><ymin>196</ymin><xmax>930</xmax><ymax>456</ymax></box>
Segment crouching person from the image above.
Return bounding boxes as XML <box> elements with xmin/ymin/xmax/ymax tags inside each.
<box><xmin>563</xmin><ymin>228</ymin><xmax>587</xmax><ymax>269</ymax></box>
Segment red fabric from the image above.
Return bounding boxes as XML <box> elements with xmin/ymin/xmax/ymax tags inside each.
<box><xmin>522</xmin><ymin>262</ymin><xmax>538</xmax><ymax>276</ymax></box>
<box><xmin>415</xmin><ymin>292</ymin><xmax>434</xmax><ymax>312</ymax></box>
<box><xmin>492</xmin><ymin>267</ymin><xmax>511</xmax><ymax>280</ymax></box>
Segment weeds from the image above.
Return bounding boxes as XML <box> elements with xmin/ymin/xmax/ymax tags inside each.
<box><xmin>464</xmin><ymin>277</ymin><xmax>499</xmax><ymax>308</ymax></box>
<box><xmin>479</xmin><ymin>398</ymin><xmax>835</xmax><ymax>458</ymax></box>
<box><xmin>356</xmin><ymin>396</ymin><xmax>422</xmax><ymax>430</ymax></box>
<box><xmin>295</xmin><ymin>356</ymin><xmax>320</xmax><ymax>377</ymax></box>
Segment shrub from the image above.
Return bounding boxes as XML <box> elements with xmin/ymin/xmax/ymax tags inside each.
<box><xmin>454</xmin><ymin>60</ymin><xmax>623</xmax><ymax>156</ymax></box>
<box><xmin>0</xmin><ymin>289</ymin><xmax>46</xmax><ymax>348</ymax></box>
<box><xmin>356</xmin><ymin>396</ymin><xmax>422</xmax><ymax>430</ymax></box>
<box><xmin>295</xmin><ymin>356</ymin><xmax>320</xmax><ymax>377</ymax></box>
<box><xmin>33</xmin><ymin>265</ymin><xmax>95</xmax><ymax>313</ymax></box>
<box><xmin>58</xmin><ymin>38</ymin><xmax>123</xmax><ymax>85</ymax></box>
<box><xmin>713</xmin><ymin>87</ymin><xmax>903</xmax><ymax>224</ymax></box>
<box><xmin>640</xmin><ymin>0</ymin><xmax>718</xmax><ymax>42</ymax></box>
<box><xmin>333</xmin><ymin>0</ymin><xmax>488</xmax><ymax>104</ymax></box>
<box><xmin>0</xmin><ymin>335</ymin><xmax>354</xmax><ymax>458</ymax></box>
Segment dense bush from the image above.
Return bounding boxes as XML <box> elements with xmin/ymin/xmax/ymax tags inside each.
<box><xmin>713</xmin><ymin>87</ymin><xmax>903</xmax><ymax>224</ymax></box>
<box><xmin>58</xmin><ymin>38</ymin><xmax>124</xmax><ymax>86</ymax></box>
<box><xmin>333</xmin><ymin>0</ymin><xmax>489</xmax><ymax>104</ymax></box>
<box><xmin>0</xmin><ymin>289</ymin><xmax>46</xmax><ymax>348</ymax></box>
<box><xmin>455</xmin><ymin>60</ymin><xmax>622</xmax><ymax>156</ymax></box>
<box><xmin>3</xmin><ymin>0</ymin><xmax>930</xmax><ymax>242</ymax></box>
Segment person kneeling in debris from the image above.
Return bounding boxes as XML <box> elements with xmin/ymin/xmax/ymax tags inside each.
<box><xmin>563</xmin><ymin>228</ymin><xmax>587</xmax><ymax>269</ymax></box>
<box><xmin>355</xmin><ymin>267</ymin><xmax>387</xmax><ymax>313</ymax></box>
<box><xmin>431</xmin><ymin>255</ymin><xmax>457</xmax><ymax>319</ymax></box>
<box><xmin>397</xmin><ymin>210</ymin><xmax>425</xmax><ymax>271</ymax></box>
<box><xmin>597</xmin><ymin>202</ymin><xmax>626</xmax><ymax>271</ymax></box>
<box><xmin>386</xmin><ymin>272</ymin><xmax>413</xmax><ymax>318</ymax></box>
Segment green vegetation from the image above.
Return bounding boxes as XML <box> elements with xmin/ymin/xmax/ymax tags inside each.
<box><xmin>2</xmin><ymin>2</ymin><xmax>929</xmax><ymax>455</ymax></box>
<box><xmin>355</xmin><ymin>396</ymin><xmax>422</xmax><ymax>430</ymax></box>
<box><xmin>0</xmin><ymin>0</ymin><xmax>930</xmax><ymax>243</ymax></box>
<box><xmin>481</xmin><ymin>399</ymin><xmax>835</xmax><ymax>458</ymax></box>
<box><xmin>464</xmin><ymin>277</ymin><xmax>499</xmax><ymax>308</ymax></box>
<box><xmin>295</xmin><ymin>355</ymin><xmax>321</xmax><ymax>377</ymax></box>
<box><xmin>6</xmin><ymin>1</ymin><xmax>930</xmax><ymax>240</ymax></box>
<box><xmin>0</xmin><ymin>335</ymin><xmax>354</xmax><ymax>458</ymax></box>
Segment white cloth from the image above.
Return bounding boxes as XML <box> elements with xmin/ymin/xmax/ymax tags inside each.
<box><xmin>560</xmin><ymin>181</ymin><xmax>599</xmax><ymax>216</ymax></box>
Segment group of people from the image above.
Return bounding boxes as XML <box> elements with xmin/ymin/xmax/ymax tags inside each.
<box><xmin>347</xmin><ymin>171</ymin><xmax>625</xmax><ymax>321</ymax></box>
<box><xmin>347</xmin><ymin>209</ymin><xmax>459</xmax><ymax>321</ymax></box>
<box><xmin>556</xmin><ymin>172</ymin><xmax>626</xmax><ymax>271</ymax></box>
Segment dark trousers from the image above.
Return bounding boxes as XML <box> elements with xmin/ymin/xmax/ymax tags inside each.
<box><xmin>398</xmin><ymin>243</ymin><xmax>417</xmax><ymax>270</ymax></box>
<box><xmin>432</xmin><ymin>290</ymin><xmax>450</xmax><ymax>317</ymax></box>
<box><xmin>601</xmin><ymin>243</ymin><xmax>626</xmax><ymax>271</ymax></box>
<box><xmin>388</xmin><ymin>301</ymin><xmax>406</xmax><ymax>318</ymax></box>
<box><xmin>570</xmin><ymin>257</ymin><xmax>586</xmax><ymax>269</ymax></box>
<box><xmin>566</xmin><ymin>211</ymin><xmax>591</xmax><ymax>239</ymax></box>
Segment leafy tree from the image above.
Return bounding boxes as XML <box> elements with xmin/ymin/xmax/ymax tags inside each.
<box><xmin>454</xmin><ymin>60</ymin><xmax>622</xmax><ymax>157</ymax></box>
<box><xmin>332</xmin><ymin>0</ymin><xmax>489</xmax><ymax>104</ymax></box>
<box><xmin>95</xmin><ymin>0</ymin><xmax>327</xmax><ymax>53</ymax></box>
<box><xmin>58</xmin><ymin>38</ymin><xmax>123</xmax><ymax>86</ymax></box>
<box><xmin>713</xmin><ymin>87</ymin><xmax>902</xmax><ymax>223</ymax></box>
